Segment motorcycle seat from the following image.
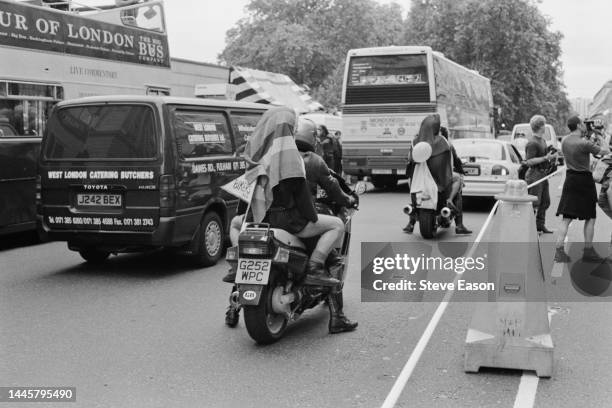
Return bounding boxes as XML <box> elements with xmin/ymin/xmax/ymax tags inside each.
<box><xmin>270</xmin><ymin>228</ymin><xmax>306</xmax><ymax>250</ymax></box>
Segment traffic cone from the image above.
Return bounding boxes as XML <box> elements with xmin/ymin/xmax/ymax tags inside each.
<box><xmin>464</xmin><ymin>180</ymin><xmax>554</xmax><ymax>378</ymax></box>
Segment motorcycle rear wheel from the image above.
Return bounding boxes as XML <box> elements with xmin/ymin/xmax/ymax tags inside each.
<box><xmin>243</xmin><ymin>272</ymin><xmax>288</xmax><ymax>344</ymax></box>
<box><xmin>418</xmin><ymin>209</ymin><xmax>437</xmax><ymax>239</ymax></box>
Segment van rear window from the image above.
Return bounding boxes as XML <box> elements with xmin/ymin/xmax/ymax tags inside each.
<box><xmin>44</xmin><ymin>105</ymin><xmax>157</xmax><ymax>160</ymax></box>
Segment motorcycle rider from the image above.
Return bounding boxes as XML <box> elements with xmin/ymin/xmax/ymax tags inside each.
<box><xmin>295</xmin><ymin>117</ymin><xmax>358</xmax><ymax>333</ymax></box>
<box><xmin>441</xmin><ymin>126</ymin><xmax>472</xmax><ymax>234</ymax></box>
<box><xmin>223</xmin><ymin>110</ymin><xmax>356</xmax><ymax>333</ymax></box>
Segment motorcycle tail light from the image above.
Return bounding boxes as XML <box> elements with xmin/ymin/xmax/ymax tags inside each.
<box><xmin>273</xmin><ymin>247</ymin><xmax>290</xmax><ymax>263</ymax></box>
<box><xmin>226</xmin><ymin>246</ymin><xmax>238</xmax><ymax>261</ymax></box>
<box><xmin>421</xmin><ymin>193</ymin><xmax>431</xmax><ymax>201</ymax></box>
<box><xmin>492</xmin><ymin>165</ymin><xmax>509</xmax><ymax>176</ymax></box>
<box><xmin>241</xmin><ymin>246</ymin><xmax>269</xmax><ymax>256</ymax></box>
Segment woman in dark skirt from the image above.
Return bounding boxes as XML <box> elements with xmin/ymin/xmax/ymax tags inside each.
<box><xmin>554</xmin><ymin>116</ymin><xmax>609</xmax><ymax>262</ymax></box>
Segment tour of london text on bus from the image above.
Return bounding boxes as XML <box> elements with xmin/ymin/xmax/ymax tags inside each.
<box><xmin>0</xmin><ymin>0</ymin><xmax>170</xmax><ymax>67</ymax></box>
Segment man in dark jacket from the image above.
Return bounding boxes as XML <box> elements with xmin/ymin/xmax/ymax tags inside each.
<box><xmin>294</xmin><ymin>118</ymin><xmax>358</xmax><ymax>333</ymax></box>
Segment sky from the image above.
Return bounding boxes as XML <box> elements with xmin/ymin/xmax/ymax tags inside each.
<box><xmin>110</xmin><ymin>1</ymin><xmax>612</xmax><ymax>100</ymax></box>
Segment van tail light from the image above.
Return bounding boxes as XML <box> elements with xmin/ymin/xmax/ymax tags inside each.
<box><xmin>159</xmin><ymin>174</ymin><xmax>176</xmax><ymax>216</ymax></box>
<box><xmin>35</xmin><ymin>174</ymin><xmax>42</xmax><ymax>211</ymax></box>
<box><xmin>491</xmin><ymin>165</ymin><xmax>509</xmax><ymax>176</ymax></box>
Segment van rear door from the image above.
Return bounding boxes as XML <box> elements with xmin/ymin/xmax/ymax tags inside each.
<box><xmin>40</xmin><ymin>103</ymin><xmax>162</xmax><ymax>233</ymax></box>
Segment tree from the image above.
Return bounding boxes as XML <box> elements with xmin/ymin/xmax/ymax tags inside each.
<box><xmin>403</xmin><ymin>0</ymin><xmax>570</xmax><ymax>132</ymax></box>
<box><xmin>219</xmin><ymin>0</ymin><xmax>405</xmax><ymax>109</ymax></box>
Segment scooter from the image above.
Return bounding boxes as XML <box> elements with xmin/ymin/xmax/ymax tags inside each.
<box><xmin>225</xmin><ymin>200</ymin><xmax>357</xmax><ymax>344</ymax></box>
<box><xmin>403</xmin><ymin>142</ymin><xmax>456</xmax><ymax>239</ymax></box>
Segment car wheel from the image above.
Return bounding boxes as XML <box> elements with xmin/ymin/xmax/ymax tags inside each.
<box><xmin>192</xmin><ymin>212</ymin><xmax>224</xmax><ymax>267</ymax></box>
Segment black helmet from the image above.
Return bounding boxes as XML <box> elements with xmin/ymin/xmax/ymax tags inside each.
<box><xmin>294</xmin><ymin>117</ymin><xmax>317</xmax><ymax>151</ymax></box>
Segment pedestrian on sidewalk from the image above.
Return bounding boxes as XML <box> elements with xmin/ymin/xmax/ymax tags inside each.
<box><xmin>554</xmin><ymin>116</ymin><xmax>609</xmax><ymax>263</ymax></box>
<box><xmin>524</xmin><ymin>115</ymin><xmax>557</xmax><ymax>234</ymax></box>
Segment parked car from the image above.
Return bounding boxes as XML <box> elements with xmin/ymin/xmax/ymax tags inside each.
<box><xmin>38</xmin><ymin>95</ymin><xmax>268</xmax><ymax>265</ymax></box>
<box><xmin>452</xmin><ymin>138</ymin><xmax>522</xmax><ymax>198</ymax></box>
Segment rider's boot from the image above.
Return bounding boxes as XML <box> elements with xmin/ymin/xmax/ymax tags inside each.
<box><xmin>326</xmin><ymin>249</ymin><xmax>345</xmax><ymax>281</ymax></box>
<box><xmin>304</xmin><ymin>250</ymin><xmax>340</xmax><ymax>286</ymax></box>
<box><xmin>328</xmin><ymin>292</ymin><xmax>358</xmax><ymax>334</ymax></box>
<box><xmin>304</xmin><ymin>261</ymin><xmax>340</xmax><ymax>286</ymax></box>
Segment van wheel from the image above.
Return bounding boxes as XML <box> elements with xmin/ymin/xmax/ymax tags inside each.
<box><xmin>192</xmin><ymin>212</ymin><xmax>224</xmax><ymax>267</ymax></box>
<box><xmin>79</xmin><ymin>248</ymin><xmax>110</xmax><ymax>264</ymax></box>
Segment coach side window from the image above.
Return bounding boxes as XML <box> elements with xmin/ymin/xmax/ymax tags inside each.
<box><xmin>173</xmin><ymin>110</ymin><xmax>233</xmax><ymax>158</ymax></box>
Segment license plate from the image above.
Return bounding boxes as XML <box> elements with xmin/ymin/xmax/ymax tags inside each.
<box><xmin>464</xmin><ymin>167</ymin><xmax>480</xmax><ymax>176</ymax></box>
<box><xmin>235</xmin><ymin>259</ymin><xmax>272</xmax><ymax>284</ymax></box>
<box><xmin>76</xmin><ymin>193</ymin><xmax>122</xmax><ymax>207</ymax></box>
<box><xmin>372</xmin><ymin>169</ymin><xmax>393</xmax><ymax>174</ymax></box>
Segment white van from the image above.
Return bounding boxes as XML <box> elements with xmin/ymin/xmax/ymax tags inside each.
<box><xmin>511</xmin><ymin>123</ymin><xmax>559</xmax><ymax>159</ymax></box>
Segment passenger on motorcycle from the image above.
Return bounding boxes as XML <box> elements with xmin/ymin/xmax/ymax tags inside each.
<box><xmin>223</xmin><ymin>108</ymin><xmax>346</xmax><ymax>322</ymax></box>
<box><xmin>404</xmin><ymin>114</ymin><xmax>454</xmax><ymax>230</ymax></box>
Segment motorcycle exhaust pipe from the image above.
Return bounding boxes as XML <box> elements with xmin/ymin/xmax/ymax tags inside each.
<box><xmin>403</xmin><ymin>204</ymin><xmax>414</xmax><ymax>215</ymax></box>
<box><xmin>440</xmin><ymin>206</ymin><xmax>452</xmax><ymax>218</ymax></box>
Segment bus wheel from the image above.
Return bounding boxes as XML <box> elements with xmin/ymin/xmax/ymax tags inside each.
<box><xmin>192</xmin><ymin>212</ymin><xmax>224</xmax><ymax>267</ymax></box>
<box><xmin>79</xmin><ymin>248</ymin><xmax>110</xmax><ymax>264</ymax></box>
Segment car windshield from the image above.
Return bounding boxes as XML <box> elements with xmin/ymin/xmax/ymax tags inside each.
<box><xmin>453</xmin><ymin>140</ymin><xmax>505</xmax><ymax>161</ymax></box>
<box><xmin>513</xmin><ymin>125</ymin><xmax>552</xmax><ymax>141</ymax></box>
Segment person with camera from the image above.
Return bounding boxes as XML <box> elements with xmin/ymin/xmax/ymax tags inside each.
<box><xmin>554</xmin><ymin>116</ymin><xmax>609</xmax><ymax>263</ymax></box>
<box><xmin>524</xmin><ymin>115</ymin><xmax>557</xmax><ymax>234</ymax></box>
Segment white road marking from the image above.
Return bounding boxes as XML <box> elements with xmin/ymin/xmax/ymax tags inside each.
<box><xmin>513</xmin><ymin>372</ymin><xmax>539</xmax><ymax>408</ymax></box>
<box><xmin>512</xmin><ymin>309</ymin><xmax>556</xmax><ymax>408</ymax></box>
<box><xmin>380</xmin><ymin>201</ymin><xmax>500</xmax><ymax>408</ymax></box>
<box><xmin>381</xmin><ymin>174</ymin><xmax>564</xmax><ymax>408</ymax></box>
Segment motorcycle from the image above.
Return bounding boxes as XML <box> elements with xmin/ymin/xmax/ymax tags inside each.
<box><xmin>403</xmin><ymin>142</ymin><xmax>456</xmax><ymax>239</ymax></box>
<box><xmin>225</xmin><ymin>193</ymin><xmax>358</xmax><ymax>344</ymax></box>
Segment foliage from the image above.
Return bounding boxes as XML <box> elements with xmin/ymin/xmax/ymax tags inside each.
<box><xmin>220</xmin><ymin>0</ymin><xmax>571</xmax><ymax>131</ymax></box>
<box><xmin>219</xmin><ymin>0</ymin><xmax>405</xmax><ymax>109</ymax></box>
<box><xmin>403</xmin><ymin>0</ymin><xmax>571</xmax><ymax>132</ymax></box>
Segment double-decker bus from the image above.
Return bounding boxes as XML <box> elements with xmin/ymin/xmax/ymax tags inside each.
<box><xmin>341</xmin><ymin>46</ymin><xmax>495</xmax><ymax>188</ymax></box>
<box><xmin>0</xmin><ymin>0</ymin><xmax>227</xmax><ymax>235</ymax></box>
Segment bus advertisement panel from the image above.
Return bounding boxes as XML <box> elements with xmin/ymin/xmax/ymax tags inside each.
<box><xmin>0</xmin><ymin>0</ymin><xmax>170</xmax><ymax>67</ymax></box>
<box><xmin>341</xmin><ymin>46</ymin><xmax>494</xmax><ymax>188</ymax></box>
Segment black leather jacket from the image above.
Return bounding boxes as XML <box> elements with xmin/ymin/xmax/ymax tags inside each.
<box><xmin>300</xmin><ymin>150</ymin><xmax>353</xmax><ymax>208</ymax></box>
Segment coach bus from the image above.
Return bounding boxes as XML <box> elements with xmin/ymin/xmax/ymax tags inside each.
<box><xmin>0</xmin><ymin>0</ymin><xmax>227</xmax><ymax>235</ymax></box>
<box><xmin>341</xmin><ymin>46</ymin><xmax>495</xmax><ymax>188</ymax></box>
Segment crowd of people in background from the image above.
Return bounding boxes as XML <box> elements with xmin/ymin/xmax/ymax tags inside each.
<box><xmin>514</xmin><ymin>113</ymin><xmax>612</xmax><ymax>263</ymax></box>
